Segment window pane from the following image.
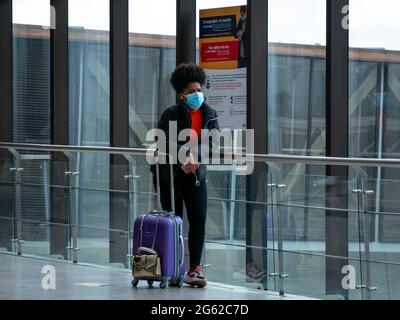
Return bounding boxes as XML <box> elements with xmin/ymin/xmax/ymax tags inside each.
<box><xmin>268</xmin><ymin>0</ymin><xmax>326</xmax><ymax>155</ymax></box>
<box><xmin>12</xmin><ymin>0</ymin><xmax>51</xmax><ymax>251</ymax></box>
<box><xmin>128</xmin><ymin>0</ymin><xmax>176</xmax><ymax>245</ymax></box>
<box><xmin>349</xmin><ymin>0</ymin><xmax>400</xmax><ymax>299</ymax></box>
<box><xmin>268</xmin><ymin>0</ymin><xmax>326</xmax><ymax>297</ymax></box>
<box><xmin>13</xmin><ymin>0</ymin><xmax>50</xmax><ymax>27</ymax></box>
<box><xmin>13</xmin><ymin>0</ymin><xmax>50</xmax><ymax>144</ymax></box>
<box><xmin>68</xmin><ymin>0</ymin><xmax>110</xmax><ymax>264</ymax></box>
<box><xmin>128</xmin><ymin>0</ymin><xmax>176</xmax><ymax>149</ymax></box>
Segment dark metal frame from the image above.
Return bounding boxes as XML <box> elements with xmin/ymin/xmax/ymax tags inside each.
<box><xmin>247</xmin><ymin>0</ymin><xmax>268</xmax><ymax>154</ymax></box>
<box><xmin>50</xmin><ymin>0</ymin><xmax>69</xmax><ymax>258</ymax></box>
<box><xmin>325</xmin><ymin>0</ymin><xmax>349</xmax><ymax>299</ymax></box>
<box><xmin>0</xmin><ymin>0</ymin><xmax>12</xmax><ymax>149</ymax></box>
<box><xmin>0</xmin><ymin>0</ymin><xmax>13</xmax><ymax>249</ymax></box>
<box><xmin>246</xmin><ymin>0</ymin><xmax>269</xmax><ymax>291</ymax></box>
<box><xmin>176</xmin><ymin>0</ymin><xmax>196</xmax><ymax>65</ymax></box>
<box><xmin>109</xmin><ymin>0</ymin><xmax>130</xmax><ymax>265</ymax></box>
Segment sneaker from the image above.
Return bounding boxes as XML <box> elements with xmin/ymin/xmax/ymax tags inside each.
<box><xmin>184</xmin><ymin>265</ymin><xmax>207</xmax><ymax>288</ymax></box>
<box><xmin>246</xmin><ymin>262</ymin><xmax>266</xmax><ymax>281</ymax></box>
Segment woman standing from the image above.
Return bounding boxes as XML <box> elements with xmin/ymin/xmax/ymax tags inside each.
<box><xmin>151</xmin><ymin>63</ymin><xmax>219</xmax><ymax>288</ymax></box>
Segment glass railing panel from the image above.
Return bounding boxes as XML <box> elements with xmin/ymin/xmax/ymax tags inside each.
<box><xmin>280</xmin><ymin>250</ymin><xmax>327</xmax><ymax>299</ymax></box>
<box><xmin>203</xmin><ymin>165</ymin><xmax>269</xmax><ymax>291</ymax></box>
<box><xmin>75</xmin><ymin>159</ymin><xmax>157</xmax><ymax>268</ymax></box>
<box><xmin>11</xmin><ymin>159</ymin><xmax>69</xmax><ymax>260</ymax></box>
<box><xmin>19</xmin><ymin>158</ymin><xmax>51</xmax><ymax>258</ymax></box>
<box><xmin>358</xmin><ymin>173</ymin><xmax>400</xmax><ymax>300</ymax></box>
<box><xmin>75</xmin><ymin>186</ymin><xmax>113</xmax><ymax>266</ymax></box>
<box><xmin>0</xmin><ymin>216</ymin><xmax>14</xmax><ymax>254</ymax></box>
<box><xmin>369</xmin><ymin>261</ymin><xmax>400</xmax><ymax>300</ymax></box>
<box><xmin>268</xmin><ymin>163</ymin><xmax>363</xmax><ymax>299</ymax></box>
<box><xmin>0</xmin><ymin>157</ymin><xmax>14</xmax><ymax>253</ymax></box>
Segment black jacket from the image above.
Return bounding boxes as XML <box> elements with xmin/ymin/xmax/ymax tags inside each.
<box><xmin>150</xmin><ymin>100</ymin><xmax>220</xmax><ymax>185</ymax></box>
<box><xmin>235</xmin><ymin>17</ymin><xmax>247</xmax><ymax>57</ymax></box>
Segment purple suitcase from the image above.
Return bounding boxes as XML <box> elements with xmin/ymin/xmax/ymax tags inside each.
<box><xmin>131</xmin><ymin>156</ymin><xmax>185</xmax><ymax>289</ymax></box>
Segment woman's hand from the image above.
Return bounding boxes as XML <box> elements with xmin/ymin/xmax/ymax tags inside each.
<box><xmin>183</xmin><ymin>152</ymin><xmax>199</xmax><ymax>174</ymax></box>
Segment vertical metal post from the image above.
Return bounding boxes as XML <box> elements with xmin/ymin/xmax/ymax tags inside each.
<box><xmin>124</xmin><ymin>167</ymin><xmax>133</xmax><ymax>269</ymax></box>
<box><xmin>0</xmin><ymin>0</ymin><xmax>12</xmax><ymax>150</ymax></box>
<box><xmin>352</xmin><ymin>166</ymin><xmax>378</xmax><ymax>299</ymax></box>
<box><xmin>9</xmin><ymin>148</ymin><xmax>24</xmax><ymax>255</ymax></box>
<box><xmin>15</xmin><ymin>156</ymin><xmax>22</xmax><ymax>255</ymax></box>
<box><xmin>64</xmin><ymin>152</ymin><xmax>79</xmax><ymax>263</ymax></box>
<box><xmin>132</xmin><ymin>163</ymin><xmax>139</xmax><ymax>221</ymax></box>
<box><xmin>360</xmin><ymin>179</ymin><xmax>374</xmax><ymax>300</ymax></box>
<box><xmin>110</xmin><ymin>0</ymin><xmax>129</xmax><ymax>266</ymax></box>
<box><xmin>246</xmin><ymin>0</ymin><xmax>268</xmax><ymax>288</ymax></box>
<box><xmin>0</xmin><ymin>0</ymin><xmax>13</xmax><ymax>251</ymax></box>
<box><xmin>50</xmin><ymin>0</ymin><xmax>69</xmax><ymax>259</ymax></box>
<box><xmin>267</xmin><ymin>161</ymin><xmax>288</xmax><ymax>296</ymax></box>
<box><xmin>229</xmin><ymin>160</ymin><xmax>237</xmax><ymax>241</ymax></box>
<box><xmin>123</xmin><ymin>154</ymin><xmax>140</xmax><ymax>269</ymax></box>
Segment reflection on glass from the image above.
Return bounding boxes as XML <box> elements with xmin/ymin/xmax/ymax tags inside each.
<box><xmin>68</xmin><ymin>0</ymin><xmax>110</xmax><ymax>262</ymax></box>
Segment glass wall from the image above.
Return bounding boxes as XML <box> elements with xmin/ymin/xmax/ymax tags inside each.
<box><xmin>267</xmin><ymin>0</ymin><xmax>326</xmax><ymax>297</ymax></box>
<box><xmin>349</xmin><ymin>0</ymin><xmax>400</xmax><ymax>299</ymax></box>
<box><xmin>68</xmin><ymin>0</ymin><xmax>110</xmax><ymax>265</ymax></box>
<box><xmin>128</xmin><ymin>0</ymin><xmax>176</xmax><ymax>148</ymax></box>
<box><xmin>13</xmin><ymin>0</ymin><xmax>50</xmax><ymax>146</ymax></box>
<box><xmin>12</xmin><ymin>0</ymin><xmax>51</xmax><ymax>254</ymax></box>
<box><xmin>128</xmin><ymin>0</ymin><xmax>177</xmax><ymax>228</ymax></box>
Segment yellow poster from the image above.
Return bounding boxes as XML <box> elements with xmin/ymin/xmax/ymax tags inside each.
<box><xmin>200</xmin><ymin>5</ymin><xmax>247</xmax><ymax>129</ymax></box>
<box><xmin>199</xmin><ymin>6</ymin><xmax>246</xmax><ymax>70</ymax></box>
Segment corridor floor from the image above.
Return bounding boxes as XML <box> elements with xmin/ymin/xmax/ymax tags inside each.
<box><xmin>0</xmin><ymin>253</ymin><xmax>312</xmax><ymax>300</ymax></box>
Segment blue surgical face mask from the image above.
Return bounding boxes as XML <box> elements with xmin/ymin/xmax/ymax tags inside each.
<box><xmin>185</xmin><ymin>92</ymin><xmax>204</xmax><ymax>110</ymax></box>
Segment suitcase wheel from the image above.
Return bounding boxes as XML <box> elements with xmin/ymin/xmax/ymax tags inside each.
<box><xmin>147</xmin><ymin>280</ymin><xmax>154</xmax><ymax>286</ymax></box>
<box><xmin>132</xmin><ymin>278</ymin><xmax>139</xmax><ymax>287</ymax></box>
<box><xmin>160</xmin><ymin>280</ymin><xmax>168</xmax><ymax>289</ymax></box>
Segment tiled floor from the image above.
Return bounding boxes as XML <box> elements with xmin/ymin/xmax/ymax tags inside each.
<box><xmin>0</xmin><ymin>253</ymin><xmax>312</xmax><ymax>300</ymax></box>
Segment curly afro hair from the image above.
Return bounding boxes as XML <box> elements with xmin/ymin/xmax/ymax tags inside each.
<box><xmin>170</xmin><ymin>63</ymin><xmax>207</xmax><ymax>94</ymax></box>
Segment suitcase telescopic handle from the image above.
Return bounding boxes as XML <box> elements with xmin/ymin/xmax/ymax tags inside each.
<box><xmin>154</xmin><ymin>150</ymin><xmax>175</xmax><ymax>214</ymax></box>
<box><xmin>155</xmin><ymin>152</ymin><xmax>162</xmax><ymax>211</ymax></box>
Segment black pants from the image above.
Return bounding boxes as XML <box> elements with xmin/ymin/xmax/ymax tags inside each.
<box><xmin>154</xmin><ymin>169</ymin><xmax>207</xmax><ymax>267</ymax></box>
<box><xmin>237</xmin><ymin>56</ymin><xmax>247</xmax><ymax>68</ymax></box>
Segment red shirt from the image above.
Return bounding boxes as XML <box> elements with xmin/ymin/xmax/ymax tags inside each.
<box><xmin>189</xmin><ymin>108</ymin><xmax>202</xmax><ymax>144</ymax></box>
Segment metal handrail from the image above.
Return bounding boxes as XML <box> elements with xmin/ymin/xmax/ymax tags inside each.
<box><xmin>1</xmin><ymin>142</ymin><xmax>400</xmax><ymax>167</ymax></box>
